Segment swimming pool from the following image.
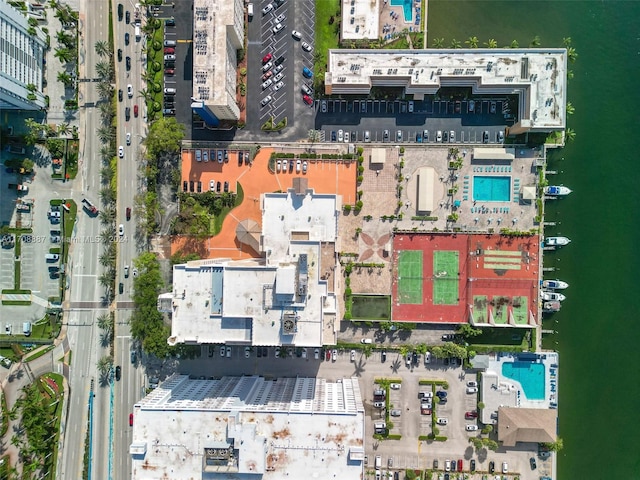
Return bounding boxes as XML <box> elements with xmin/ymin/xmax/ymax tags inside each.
<box><xmin>473</xmin><ymin>176</ymin><xmax>511</xmax><ymax>202</ymax></box>
<box><xmin>390</xmin><ymin>0</ymin><xmax>413</xmax><ymax>22</ymax></box>
<box><xmin>502</xmin><ymin>361</ymin><xmax>545</xmax><ymax>400</ymax></box>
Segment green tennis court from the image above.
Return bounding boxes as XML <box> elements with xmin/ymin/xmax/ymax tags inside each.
<box><xmin>433</xmin><ymin>250</ymin><xmax>459</xmax><ymax>305</ymax></box>
<box><xmin>398</xmin><ymin>250</ymin><xmax>423</xmax><ymax>304</ymax></box>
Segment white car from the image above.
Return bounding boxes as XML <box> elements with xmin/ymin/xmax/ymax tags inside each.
<box><xmin>126</xmin><ymin>132</ymin><xmax>131</xmax><ymax>145</ymax></box>
<box><xmin>331</xmin><ymin>349</ymin><xmax>337</xmax><ymax>362</ymax></box>
<box><xmin>301</xmin><ymin>348</ymin><xmax>307</xmax><ymax>359</ymax></box>
<box><xmin>465</xmin><ymin>424</ymin><xmax>478</xmax><ymax>431</ymax></box>
<box><xmin>344</xmin><ymin>131</ymin><xmax>350</xmax><ymax>142</ymax></box>
<box><xmin>296</xmin><ymin>159</ymin><xmax>301</xmax><ymax>173</ymax></box>
<box><xmin>202</xmin><ymin>150</ymin><xmax>208</xmax><ymax>162</ymax></box>
<box><xmin>408</xmin><ymin>101</ymin><xmax>414</xmax><ymax>112</ymax></box>
<box><xmin>314</xmin><ymin>348</ymin><xmax>320</xmax><ymax>360</ymax></box>
<box><xmin>118</xmin><ymin>146</ymin><xmax>124</xmax><ymax>158</ymax></box>
<box><xmin>261</xmin><ymin>79</ymin><xmax>273</xmax><ymax>90</ymax></box>
<box><xmin>338</xmin><ymin>129</ymin><xmax>344</xmax><ymax>142</ymax></box>
<box><xmin>450</xmin><ymin>130</ymin><xmax>455</xmax><ymax>142</ymax></box>
<box><xmin>466</xmin><ymin>387</ymin><xmax>478</xmax><ymax>394</ymax></box>
<box><xmin>209</xmin><ymin>180</ymin><xmax>215</xmax><ymax>191</ymax></box>
<box><xmin>118</xmin><ymin>224</ymin><xmax>124</xmax><ymax>236</ymax></box>
<box><xmin>273</xmin><ymin>81</ymin><xmax>284</xmax><ymax>91</ymax></box>
<box><xmin>262</xmin><ymin>61</ymin><xmax>273</xmax><ymax>72</ymax></box>
<box><xmin>225</xmin><ymin>346</ymin><xmax>232</xmax><ymax>358</ymax></box>
<box><xmin>436</xmin><ymin>418</ymin><xmax>448</xmax><ymax>425</ymax></box>
<box><xmin>261</xmin><ymin>96</ymin><xmax>272</xmax><ymax>107</ymax></box>
<box><xmin>364</xmin><ymin>131</ymin><xmax>371</xmax><ymax>142</ymax></box>
<box><xmin>244</xmin><ymin>347</ymin><xmax>251</xmax><ymax>358</ymax></box>
<box><xmin>272</xmin><ymin>22</ymin><xmax>284</xmax><ymax>34</ymax></box>
<box><xmin>124</xmin><ymin>265</ymin><xmax>129</xmax><ymax>277</ymax></box>
<box><xmin>350</xmin><ymin>350</ymin><xmax>356</xmax><ymax>361</ymax></box>
<box><xmin>436</xmin><ymin>130</ymin><xmax>443</xmax><ymax>142</ymax></box>
<box><xmin>273</xmin><ymin>72</ymin><xmax>284</xmax><ymax>83</ymax></box>
<box><xmin>302</xmin><ymin>161</ymin><xmax>307</xmax><ymax>174</ymax></box>
<box><xmin>274</xmin><ymin>64</ymin><xmax>284</xmax><ymax>74</ymax></box>
<box><xmin>373</xmin><ymin>402</ymin><xmax>385</xmax><ymax>409</ymax></box>
<box><xmin>276</xmin><ymin>160</ymin><xmax>281</xmax><ymax>172</ymax></box>
<box><xmin>445</xmin><ymin>460</ymin><xmax>451</xmax><ymax>472</ymax></box>
<box><xmin>390</xmin><ymin>383</ymin><xmax>401</xmax><ymax>390</ymax></box>
<box><xmin>301</xmin><ymin>41</ymin><xmax>312</xmax><ymax>52</ymax></box>
<box><xmin>291</xmin><ymin>30</ymin><xmax>302</xmax><ymax>40</ymax></box>
<box><xmin>127</xmin><ymin>84</ymin><xmax>133</xmax><ymax>98</ymax></box>
<box><xmin>261</xmin><ymin>3</ymin><xmax>273</xmax><ymax>15</ymax></box>
<box><xmin>502</xmin><ymin>462</ymin><xmax>508</xmax><ymax>473</ymax></box>
<box><xmin>275</xmin><ymin>13</ymin><xmax>285</xmax><ymax>23</ymax></box>
<box><xmin>467</xmin><ymin>380</ymin><xmax>478</xmax><ymax>388</ymax></box>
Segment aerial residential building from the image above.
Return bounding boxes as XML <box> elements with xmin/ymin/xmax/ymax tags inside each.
<box><xmin>0</xmin><ymin>0</ymin><xmax>47</xmax><ymax>110</ymax></box>
<box><xmin>129</xmin><ymin>375</ymin><xmax>366</xmax><ymax>480</ymax></box>
<box><xmin>325</xmin><ymin>48</ymin><xmax>567</xmax><ymax>133</ymax></box>
<box><xmin>191</xmin><ymin>0</ymin><xmax>244</xmax><ymax>125</ymax></box>
<box><xmin>160</xmin><ymin>182</ymin><xmax>341</xmax><ymax>347</ymax></box>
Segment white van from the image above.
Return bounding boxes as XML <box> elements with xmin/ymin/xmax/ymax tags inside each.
<box><xmin>374</xmin><ymin>455</ymin><xmax>381</xmax><ymax>469</ymax></box>
<box><xmin>23</xmin><ymin>322</ymin><xmax>32</xmax><ymax>336</ymax></box>
<box><xmin>164</xmin><ymin>40</ymin><xmax>176</xmax><ymax>47</ymax></box>
<box><xmin>45</xmin><ymin>253</ymin><xmax>59</xmax><ymax>261</ymax></box>
<box><xmin>360</xmin><ymin>338</ymin><xmax>372</xmax><ymax>344</ymax></box>
<box><xmin>247</xmin><ymin>3</ymin><xmax>254</xmax><ymax>17</ymax></box>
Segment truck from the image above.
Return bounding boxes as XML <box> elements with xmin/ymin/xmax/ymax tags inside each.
<box><xmin>8</xmin><ymin>183</ymin><xmax>28</xmax><ymax>192</ymax></box>
<box><xmin>82</xmin><ymin>198</ymin><xmax>99</xmax><ymax>215</ymax></box>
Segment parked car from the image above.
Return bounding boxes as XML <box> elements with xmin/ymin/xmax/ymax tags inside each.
<box><xmin>129</xmin><ymin>413</ymin><xmax>134</xmax><ymax>426</ymax></box>
<box><xmin>530</xmin><ymin>457</ymin><xmax>537</xmax><ymax>470</ymax></box>
<box><xmin>164</xmin><ymin>54</ymin><xmax>176</xmax><ymax>61</ymax></box>
<box><xmin>164</xmin><ymin>68</ymin><xmax>175</xmax><ymax>75</ymax></box>
<box><xmin>331</xmin><ymin>349</ymin><xmax>337</xmax><ymax>361</ymax></box>
<box><xmin>466</xmin><ymin>387</ymin><xmax>478</xmax><ymax>394</ymax></box>
<box><xmin>118</xmin><ymin>89</ymin><xmax>123</xmax><ymax>102</ymax></box>
<box><xmin>436</xmin><ymin>418</ymin><xmax>448</xmax><ymax>425</ymax></box>
<box><xmin>164</xmin><ymin>47</ymin><xmax>175</xmax><ymax>54</ymax></box>
<box><xmin>467</xmin><ymin>381</ymin><xmax>478</xmax><ymax>388</ymax></box>
<box><xmin>302</xmin><ymin>95</ymin><xmax>313</xmax><ymax>106</ymax></box>
<box><xmin>261</xmin><ymin>3</ymin><xmax>273</xmax><ymax>15</ymax></box>
<box><xmin>271</xmin><ymin>22</ymin><xmax>284</xmax><ymax>34</ymax></box>
<box><xmin>118</xmin><ymin>48</ymin><xmax>122</xmax><ymax>61</ymax></box>
<box><xmin>261</xmin><ymin>79</ymin><xmax>273</xmax><ymax>90</ymax></box>
<box><xmin>465</xmin><ymin>411</ymin><xmax>478</xmax><ymax>419</ymax></box>
<box><xmin>274</xmin><ymin>55</ymin><xmax>285</xmax><ymax>66</ymax></box>
<box><xmin>262</xmin><ymin>52</ymin><xmax>273</xmax><ymax>64</ymax></box>
<box><xmin>390</xmin><ymin>383</ymin><xmax>401</xmax><ymax>390</ymax></box>
<box><xmin>273</xmin><ymin>81</ymin><xmax>284</xmax><ymax>91</ymax></box>
<box><xmin>273</xmin><ymin>72</ymin><xmax>284</xmax><ymax>82</ymax></box>
<box><xmin>303</xmin><ymin>66</ymin><xmax>313</xmax><ymax>78</ymax></box>
<box><xmin>301</xmin><ymin>41</ymin><xmax>312</xmax><ymax>52</ymax></box>
<box><xmin>502</xmin><ymin>462</ymin><xmax>508</xmax><ymax>473</ymax></box>
<box><xmin>373</xmin><ymin>402</ymin><xmax>385</xmax><ymax>409</ymax></box>
<box><xmin>262</xmin><ymin>71</ymin><xmax>273</xmax><ymax>81</ymax></box>
<box><xmin>350</xmin><ymin>350</ymin><xmax>356</xmax><ymax>361</ymax></box>
<box><xmin>489</xmin><ymin>461</ymin><xmax>495</xmax><ymax>473</ymax></box>
<box><xmin>483</xmin><ymin>130</ymin><xmax>490</xmax><ymax>143</ymax></box>
<box><xmin>465</xmin><ymin>425</ymin><xmax>478</xmax><ymax>431</ymax></box>
<box><xmin>262</xmin><ymin>62</ymin><xmax>273</xmax><ymax>72</ymax></box>
<box><xmin>291</xmin><ymin>30</ymin><xmax>302</xmax><ymax>40</ymax></box>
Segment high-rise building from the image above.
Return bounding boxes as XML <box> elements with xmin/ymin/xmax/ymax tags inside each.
<box><xmin>0</xmin><ymin>0</ymin><xmax>47</xmax><ymax>110</ymax></box>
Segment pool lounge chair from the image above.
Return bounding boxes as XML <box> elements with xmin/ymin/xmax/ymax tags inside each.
<box><xmin>463</xmin><ymin>196</ymin><xmax>468</xmax><ymax>201</ymax></box>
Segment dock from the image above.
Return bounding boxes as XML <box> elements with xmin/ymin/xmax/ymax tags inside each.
<box><xmin>546</xmin><ymin>170</ymin><xmax>557</xmax><ymax>175</ymax></box>
<box><xmin>543</xmin><ymin>267</ymin><xmax>556</xmax><ymax>272</ymax></box>
<box><xmin>542</xmin><ymin>329</ymin><xmax>555</xmax><ymax>335</ymax></box>
<box><xmin>543</xmin><ymin>222</ymin><xmax>557</xmax><ymax>226</ymax></box>
<box><xmin>542</xmin><ymin>246</ymin><xmax>556</xmax><ymax>251</ymax></box>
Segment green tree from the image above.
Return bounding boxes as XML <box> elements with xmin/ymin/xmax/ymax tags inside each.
<box><xmin>95</xmin><ymin>61</ymin><xmax>113</xmax><ymax>81</ymax></box>
<box><xmin>542</xmin><ymin>438</ymin><xmax>564</xmax><ymax>452</ymax></box>
<box><xmin>57</xmin><ymin>71</ymin><xmax>72</xmax><ymax>87</ymax></box>
<box><xmin>144</xmin><ymin>117</ymin><xmax>185</xmax><ymax>158</ymax></box>
<box><xmin>456</xmin><ymin>324</ymin><xmax>482</xmax><ymax>338</ymax></box>
<box><xmin>510</xmin><ymin>39</ymin><xmax>519</xmax><ymax>49</ymax></box>
<box><xmin>484</xmin><ymin>38</ymin><xmax>498</xmax><ymax>48</ymax></box>
<box><xmin>94</xmin><ymin>40</ymin><xmax>110</xmax><ymax>57</ymax></box>
<box><xmin>567</xmin><ymin>46</ymin><xmax>578</xmax><ymax>62</ymax></box>
<box><xmin>465</xmin><ymin>36</ymin><xmax>479</xmax><ymax>48</ymax></box>
<box><xmin>450</xmin><ymin>38</ymin><xmax>462</xmax><ymax>49</ymax></box>
<box><xmin>54</xmin><ymin>47</ymin><xmax>72</xmax><ymax>63</ymax></box>
<box><xmin>566</xmin><ymin>102</ymin><xmax>575</xmax><ymax>115</ymax></box>
<box><xmin>56</xmin><ymin>30</ymin><xmax>73</xmax><ymax>46</ymax></box>
<box><xmin>562</xmin><ymin>37</ymin><xmax>572</xmax><ymax>47</ymax></box>
<box><xmin>96</xmin><ymin>81</ymin><xmax>113</xmax><ymax>100</ymax></box>
<box><xmin>57</xmin><ymin>123</ymin><xmax>71</xmax><ymax>136</ymax></box>
<box><xmin>529</xmin><ymin>35</ymin><xmax>541</xmax><ymax>47</ymax></box>
<box><xmin>565</xmin><ymin>128</ymin><xmax>576</xmax><ymax>142</ymax></box>
<box><xmin>97</xmin><ymin>355</ymin><xmax>113</xmax><ymax>375</ymax></box>
<box><xmin>431</xmin><ymin>37</ymin><xmax>445</xmax><ymax>48</ymax></box>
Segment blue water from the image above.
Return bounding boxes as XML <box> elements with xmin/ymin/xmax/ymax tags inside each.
<box><xmin>502</xmin><ymin>361</ymin><xmax>545</xmax><ymax>400</ymax></box>
<box><xmin>390</xmin><ymin>0</ymin><xmax>413</xmax><ymax>22</ymax></box>
<box><xmin>473</xmin><ymin>176</ymin><xmax>510</xmax><ymax>202</ymax></box>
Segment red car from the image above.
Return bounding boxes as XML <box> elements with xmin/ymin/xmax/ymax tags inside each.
<box><xmin>325</xmin><ymin>349</ymin><xmax>331</xmax><ymax>361</ymax></box>
<box><xmin>164</xmin><ymin>47</ymin><xmax>175</xmax><ymax>54</ymax></box>
<box><xmin>261</xmin><ymin>71</ymin><xmax>273</xmax><ymax>81</ymax></box>
<box><xmin>126</xmin><ymin>207</ymin><xmax>131</xmax><ymax>221</ymax></box>
<box><xmin>133</xmin><ymin>105</ymin><xmax>138</xmax><ymax>117</ymax></box>
<box><xmin>165</xmin><ymin>68</ymin><xmax>175</xmax><ymax>75</ymax></box>
<box><xmin>465</xmin><ymin>411</ymin><xmax>478</xmax><ymax>419</ymax></box>
<box><xmin>129</xmin><ymin>413</ymin><xmax>134</xmax><ymax>426</ymax></box>
<box><xmin>262</xmin><ymin>52</ymin><xmax>272</xmax><ymax>64</ymax></box>
<box><xmin>457</xmin><ymin>460</ymin><xmax>463</xmax><ymax>471</ymax></box>
<box><xmin>302</xmin><ymin>95</ymin><xmax>313</xmax><ymax>106</ymax></box>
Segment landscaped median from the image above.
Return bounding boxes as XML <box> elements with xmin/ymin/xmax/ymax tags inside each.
<box><xmin>418</xmin><ymin>380</ymin><xmax>448</xmax><ymax>442</ymax></box>
<box><xmin>373</xmin><ymin>378</ymin><xmax>402</xmax><ymax>440</ymax></box>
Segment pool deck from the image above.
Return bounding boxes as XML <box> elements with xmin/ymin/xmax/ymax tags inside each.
<box><xmin>479</xmin><ymin>352</ymin><xmax>559</xmax><ymax>426</ymax></box>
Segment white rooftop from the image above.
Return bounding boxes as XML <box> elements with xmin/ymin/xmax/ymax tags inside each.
<box><xmin>341</xmin><ymin>0</ymin><xmax>379</xmax><ymax>40</ymax></box>
<box><xmin>130</xmin><ymin>375</ymin><xmax>365</xmax><ymax>480</ymax></box>
<box><xmin>326</xmin><ymin>48</ymin><xmax>567</xmax><ymax>131</ymax></box>
<box><xmin>165</xmin><ymin>189</ymin><xmax>340</xmax><ymax>347</ymax></box>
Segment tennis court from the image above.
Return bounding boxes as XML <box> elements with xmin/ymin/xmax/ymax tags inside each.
<box><xmin>397</xmin><ymin>250</ymin><xmax>423</xmax><ymax>304</ymax></box>
<box><xmin>433</xmin><ymin>250</ymin><xmax>459</xmax><ymax>305</ymax></box>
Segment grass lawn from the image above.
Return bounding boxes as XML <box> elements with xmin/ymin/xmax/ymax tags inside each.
<box><xmin>470</xmin><ymin>327</ymin><xmax>529</xmax><ymax>348</ymax></box>
<box><xmin>212</xmin><ymin>184</ymin><xmax>244</xmax><ymax>234</ymax></box>
<box><xmin>314</xmin><ymin>0</ymin><xmax>341</xmax><ymax>87</ymax></box>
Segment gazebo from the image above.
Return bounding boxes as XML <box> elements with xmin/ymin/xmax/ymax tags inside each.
<box><xmin>235</xmin><ymin>219</ymin><xmax>261</xmax><ymax>253</ymax></box>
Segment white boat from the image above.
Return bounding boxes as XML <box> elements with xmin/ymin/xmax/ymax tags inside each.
<box><xmin>542</xmin><ymin>280</ymin><xmax>569</xmax><ymax>290</ymax></box>
<box><xmin>543</xmin><ymin>301</ymin><xmax>561</xmax><ymax>312</ymax></box>
<box><xmin>545</xmin><ymin>236</ymin><xmax>571</xmax><ymax>247</ymax></box>
<box><xmin>544</xmin><ymin>185</ymin><xmax>572</xmax><ymax>196</ymax></box>
<box><xmin>542</xmin><ymin>291</ymin><xmax>566</xmax><ymax>302</ymax></box>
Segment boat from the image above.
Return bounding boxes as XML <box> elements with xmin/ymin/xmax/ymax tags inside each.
<box><xmin>544</xmin><ymin>185</ymin><xmax>572</xmax><ymax>196</ymax></box>
<box><xmin>542</xmin><ymin>291</ymin><xmax>566</xmax><ymax>302</ymax></box>
<box><xmin>543</xmin><ymin>301</ymin><xmax>561</xmax><ymax>312</ymax></box>
<box><xmin>542</xmin><ymin>280</ymin><xmax>569</xmax><ymax>290</ymax></box>
<box><xmin>545</xmin><ymin>236</ymin><xmax>571</xmax><ymax>247</ymax></box>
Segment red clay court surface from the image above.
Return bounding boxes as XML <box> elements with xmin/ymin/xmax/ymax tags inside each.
<box><xmin>172</xmin><ymin>149</ymin><xmax>356</xmax><ymax>259</ymax></box>
<box><xmin>392</xmin><ymin>233</ymin><xmax>540</xmax><ymax>325</ymax></box>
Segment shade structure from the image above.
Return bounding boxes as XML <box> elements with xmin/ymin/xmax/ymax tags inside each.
<box><xmin>522</xmin><ymin>185</ymin><xmax>536</xmax><ymax>200</ymax></box>
<box><xmin>236</xmin><ymin>219</ymin><xmax>261</xmax><ymax>253</ymax></box>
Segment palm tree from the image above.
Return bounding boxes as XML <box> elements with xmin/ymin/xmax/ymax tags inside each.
<box><xmin>96</xmin><ymin>81</ymin><xmax>113</xmax><ymax>100</ymax></box>
<box><xmin>99</xmin><ymin>207</ymin><xmax>116</xmax><ymax>225</ymax></box>
<box><xmin>138</xmin><ymin>88</ymin><xmax>154</xmax><ymax>103</ymax></box>
<box><xmin>57</xmin><ymin>71</ymin><xmax>72</xmax><ymax>87</ymax></box>
<box><xmin>95</xmin><ymin>61</ymin><xmax>113</xmax><ymax>81</ymax></box>
<box><xmin>566</xmin><ymin>102</ymin><xmax>575</xmax><ymax>115</ymax></box>
<box><xmin>567</xmin><ymin>70</ymin><xmax>574</xmax><ymax>80</ymax></box>
<box><xmin>484</xmin><ymin>38</ymin><xmax>498</xmax><ymax>48</ymax></box>
<box><xmin>57</xmin><ymin>123</ymin><xmax>71</xmax><ymax>136</ymax></box>
<box><xmin>450</xmin><ymin>38</ymin><xmax>462</xmax><ymax>49</ymax></box>
<box><xmin>510</xmin><ymin>39</ymin><xmax>519</xmax><ymax>49</ymax></box>
<box><xmin>565</xmin><ymin>128</ymin><xmax>576</xmax><ymax>142</ymax></box>
<box><xmin>567</xmin><ymin>47</ymin><xmax>578</xmax><ymax>63</ymax></box>
<box><xmin>465</xmin><ymin>36</ymin><xmax>479</xmax><ymax>48</ymax></box>
<box><xmin>562</xmin><ymin>37</ymin><xmax>572</xmax><ymax>47</ymax></box>
<box><xmin>56</xmin><ymin>30</ymin><xmax>73</xmax><ymax>46</ymax></box>
<box><xmin>529</xmin><ymin>35</ymin><xmax>541</xmax><ymax>47</ymax></box>
<box><xmin>54</xmin><ymin>47</ymin><xmax>72</xmax><ymax>63</ymax></box>
<box><xmin>98</xmin><ymin>101</ymin><xmax>114</xmax><ymax>119</ymax></box>
<box><xmin>97</xmin><ymin>126</ymin><xmax>114</xmax><ymax>143</ymax></box>
<box><xmin>99</xmin><ymin>145</ymin><xmax>114</xmax><ymax>158</ymax></box>
<box><xmin>100</xmin><ymin>187</ymin><xmax>116</xmax><ymax>205</ymax></box>
<box><xmin>96</xmin><ymin>355</ymin><xmax>113</xmax><ymax>375</ymax></box>
<box><xmin>431</xmin><ymin>37</ymin><xmax>445</xmax><ymax>49</ymax></box>
<box><xmin>97</xmin><ymin>313</ymin><xmax>113</xmax><ymax>333</ymax></box>
<box><xmin>94</xmin><ymin>40</ymin><xmax>110</xmax><ymax>57</ymax></box>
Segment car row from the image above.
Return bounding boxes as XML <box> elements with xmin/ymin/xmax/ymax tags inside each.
<box><xmin>195</xmin><ymin>148</ymin><xmax>228</xmax><ymax>163</ymax></box>
<box><xmin>275</xmin><ymin>159</ymin><xmax>307</xmax><ymax>174</ymax></box>
<box><xmin>182</xmin><ymin>180</ymin><xmax>229</xmax><ymax>194</ymax></box>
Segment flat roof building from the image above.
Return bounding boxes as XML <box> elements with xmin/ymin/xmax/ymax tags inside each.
<box><xmin>340</xmin><ymin>0</ymin><xmax>379</xmax><ymax>41</ymax></box>
<box><xmin>130</xmin><ymin>374</ymin><xmax>365</xmax><ymax>480</ymax></box>
<box><xmin>326</xmin><ymin>48</ymin><xmax>567</xmax><ymax>133</ymax></box>
<box><xmin>0</xmin><ymin>0</ymin><xmax>47</xmax><ymax>110</ymax></box>
<box><xmin>162</xmin><ymin>187</ymin><xmax>341</xmax><ymax>347</ymax></box>
<box><xmin>191</xmin><ymin>0</ymin><xmax>244</xmax><ymax>124</ymax></box>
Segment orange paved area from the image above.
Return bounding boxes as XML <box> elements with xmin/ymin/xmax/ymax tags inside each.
<box><xmin>172</xmin><ymin>149</ymin><xmax>356</xmax><ymax>259</ymax></box>
<box><xmin>392</xmin><ymin>233</ymin><xmax>540</xmax><ymax>324</ymax></box>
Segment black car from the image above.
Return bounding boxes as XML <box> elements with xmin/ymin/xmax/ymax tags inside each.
<box><xmin>224</xmin><ymin>181</ymin><xmax>229</xmax><ymax>192</ymax></box>
<box><xmin>115</xmin><ymin>365</ymin><xmax>121</xmax><ymax>380</ymax></box>
<box><xmin>331</xmin><ymin>131</ymin><xmax>336</xmax><ymax>142</ymax></box>
<box><xmin>489</xmin><ymin>461</ymin><xmax>495</xmax><ymax>473</ymax></box>
<box><xmin>381</xmin><ymin>350</ymin><xmax>386</xmax><ymax>362</ymax></box>
<box><xmin>216</xmin><ymin>181</ymin><xmax>221</xmax><ymax>192</ymax></box>
<box><xmin>443</xmin><ymin>131</ymin><xmax>449</xmax><ymax>142</ymax></box>
<box><xmin>125</xmin><ymin>107</ymin><xmax>130</xmax><ymax>120</ymax></box>
<box><xmin>117</xmin><ymin>3</ymin><xmax>123</xmax><ymax>20</ymax></box>
<box><xmin>117</xmin><ymin>48</ymin><xmax>122</xmax><ymax>61</ymax></box>
<box><xmin>262</xmin><ymin>347</ymin><xmax>268</xmax><ymax>357</ymax></box>
<box><xmin>470</xmin><ymin>460</ymin><xmax>476</xmax><ymax>471</ymax></box>
<box><xmin>412</xmin><ymin>352</ymin><xmax>418</xmax><ymax>365</ymax></box>
<box><xmin>125</xmin><ymin>10</ymin><xmax>130</xmax><ymax>23</ymax></box>
<box><xmin>126</xmin><ymin>56</ymin><xmax>131</xmax><ymax>71</ymax></box>
<box><xmin>125</xmin><ymin>32</ymin><xmax>130</xmax><ymax>45</ymax></box>
<box><xmin>436</xmin><ymin>390</ymin><xmax>447</xmax><ymax>398</ymax></box>
<box><xmin>483</xmin><ymin>130</ymin><xmax>490</xmax><ymax>143</ymax></box>
<box><xmin>118</xmin><ymin>89</ymin><xmax>123</xmax><ymax>102</ymax></box>
<box><xmin>530</xmin><ymin>457</ymin><xmax>537</xmax><ymax>470</ymax></box>
<box><xmin>450</xmin><ymin>459</ymin><xmax>456</xmax><ymax>472</ymax></box>
<box><xmin>383</xmin><ymin>130</ymin><xmax>390</xmax><ymax>142</ymax></box>
<box><xmin>393</xmin><ymin>473</ymin><xmax>399</xmax><ymax>480</ymax></box>
<box><xmin>119</xmin><ymin>282</ymin><xmax>124</xmax><ymax>294</ymax></box>
<box><xmin>165</xmin><ymin>17</ymin><xmax>175</xmax><ymax>26</ymax></box>
<box><xmin>275</xmin><ymin>55</ymin><xmax>285</xmax><ymax>66</ymax></box>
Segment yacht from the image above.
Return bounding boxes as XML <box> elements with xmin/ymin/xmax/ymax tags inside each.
<box><xmin>543</xmin><ymin>301</ymin><xmax>561</xmax><ymax>312</ymax></box>
<box><xmin>545</xmin><ymin>236</ymin><xmax>571</xmax><ymax>247</ymax></box>
<box><xmin>544</xmin><ymin>185</ymin><xmax>572</xmax><ymax>196</ymax></box>
<box><xmin>542</xmin><ymin>291</ymin><xmax>566</xmax><ymax>302</ymax></box>
<box><xmin>542</xmin><ymin>280</ymin><xmax>569</xmax><ymax>290</ymax></box>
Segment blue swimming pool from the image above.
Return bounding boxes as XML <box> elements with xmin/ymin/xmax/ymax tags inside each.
<box><xmin>473</xmin><ymin>176</ymin><xmax>511</xmax><ymax>202</ymax></box>
<box><xmin>502</xmin><ymin>361</ymin><xmax>545</xmax><ymax>400</ymax></box>
<box><xmin>390</xmin><ymin>0</ymin><xmax>413</xmax><ymax>22</ymax></box>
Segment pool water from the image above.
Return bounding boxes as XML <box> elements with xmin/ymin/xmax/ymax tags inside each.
<box><xmin>390</xmin><ymin>0</ymin><xmax>413</xmax><ymax>22</ymax></box>
<box><xmin>473</xmin><ymin>176</ymin><xmax>511</xmax><ymax>202</ymax></box>
<box><xmin>502</xmin><ymin>361</ymin><xmax>545</xmax><ymax>400</ymax></box>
